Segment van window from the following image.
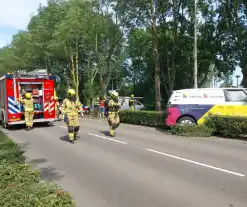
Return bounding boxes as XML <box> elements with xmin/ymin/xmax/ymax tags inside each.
<box><xmin>225</xmin><ymin>90</ymin><xmax>247</xmax><ymax>102</ymax></box>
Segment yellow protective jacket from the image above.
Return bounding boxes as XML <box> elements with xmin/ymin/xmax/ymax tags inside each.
<box><xmin>61</xmin><ymin>98</ymin><xmax>81</xmax><ymax>117</ymax></box>
<box><xmin>20</xmin><ymin>98</ymin><xmax>34</xmax><ymax>112</ymax></box>
<box><xmin>129</xmin><ymin>98</ymin><xmax>135</xmax><ymax>106</ymax></box>
<box><xmin>108</xmin><ymin>99</ymin><xmax>120</xmax><ymax>113</ymax></box>
<box><xmin>55</xmin><ymin>101</ymin><xmax>59</xmax><ymax>110</ymax></box>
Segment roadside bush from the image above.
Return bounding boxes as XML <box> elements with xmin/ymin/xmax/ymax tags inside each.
<box><xmin>169</xmin><ymin>124</ymin><xmax>213</xmax><ymax>137</ymax></box>
<box><xmin>0</xmin><ymin>132</ymin><xmax>75</xmax><ymax>206</ymax></box>
<box><xmin>0</xmin><ymin>132</ymin><xmax>25</xmax><ymax>164</ymax></box>
<box><xmin>119</xmin><ymin>110</ymin><xmax>166</xmax><ymax>127</ymax></box>
<box><xmin>205</xmin><ymin>115</ymin><xmax>247</xmax><ymax>138</ymax></box>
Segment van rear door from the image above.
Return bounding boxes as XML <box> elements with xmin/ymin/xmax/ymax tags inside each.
<box><xmin>224</xmin><ymin>89</ymin><xmax>247</xmax><ymax>116</ymax></box>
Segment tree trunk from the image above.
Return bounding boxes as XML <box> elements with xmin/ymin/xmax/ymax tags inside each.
<box><xmin>100</xmin><ymin>75</ymin><xmax>105</xmax><ymax>97</ymax></box>
<box><xmin>243</xmin><ymin>65</ymin><xmax>247</xmax><ymax>88</ymax></box>
<box><xmin>151</xmin><ymin>0</ymin><xmax>161</xmax><ymax>111</ymax></box>
<box><xmin>75</xmin><ymin>51</ymin><xmax>79</xmax><ymax>100</ymax></box>
<box><xmin>70</xmin><ymin>55</ymin><xmax>76</xmax><ymax>90</ymax></box>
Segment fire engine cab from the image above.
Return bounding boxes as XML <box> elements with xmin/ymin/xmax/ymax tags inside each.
<box><xmin>0</xmin><ymin>69</ymin><xmax>56</xmax><ymax>128</ymax></box>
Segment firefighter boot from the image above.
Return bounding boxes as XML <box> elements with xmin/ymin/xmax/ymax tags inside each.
<box><xmin>68</xmin><ymin>133</ymin><xmax>75</xmax><ymax>144</ymax></box>
<box><xmin>74</xmin><ymin>133</ymin><xmax>80</xmax><ymax>140</ymax></box>
<box><xmin>74</xmin><ymin>126</ymin><xmax>80</xmax><ymax>140</ymax></box>
<box><xmin>26</xmin><ymin>126</ymin><xmax>31</xmax><ymax>131</ymax></box>
<box><xmin>109</xmin><ymin>128</ymin><xmax>115</xmax><ymax>137</ymax></box>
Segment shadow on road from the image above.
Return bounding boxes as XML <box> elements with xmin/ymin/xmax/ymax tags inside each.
<box><xmin>18</xmin><ymin>141</ymin><xmax>30</xmax><ymax>151</ymax></box>
<box><xmin>60</xmin><ymin>135</ymin><xmax>72</xmax><ymax>144</ymax></box>
<box><xmin>28</xmin><ymin>158</ymin><xmax>47</xmax><ymax>165</ymax></box>
<box><xmin>155</xmin><ymin>127</ymin><xmax>169</xmax><ymax>133</ymax></box>
<box><xmin>7</xmin><ymin>122</ymin><xmax>55</xmax><ymax>131</ymax></box>
<box><xmin>100</xmin><ymin>131</ymin><xmax>110</xmax><ymax>137</ymax></box>
<box><xmin>60</xmin><ymin>135</ymin><xmax>81</xmax><ymax>143</ymax></box>
<box><xmin>39</xmin><ymin>166</ymin><xmax>64</xmax><ymax>181</ymax></box>
<box><xmin>27</xmin><ymin>158</ymin><xmax>64</xmax><ymax>182</ymax></box>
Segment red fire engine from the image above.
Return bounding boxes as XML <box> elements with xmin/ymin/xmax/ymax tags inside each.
<box><xmin>0</xmin><ymin>69</ymin><xmax>56</xmax><ymax>128</ymax></box>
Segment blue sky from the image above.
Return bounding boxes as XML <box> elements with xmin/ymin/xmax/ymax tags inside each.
<box><xmin>0</xmin><ymin>0</ymin><xmax>243</xmax><ymax>86</ymax></box>
<box><xmin>0</xmin><ymin>0</ymin><xmax>47</xmax><ymax>47</ymax></box>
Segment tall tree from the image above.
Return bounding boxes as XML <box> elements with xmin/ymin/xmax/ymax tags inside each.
<box><xmin>113</xmin><ymin>0</ymin><xmax>165</xmax><ymax>110</ymax></box>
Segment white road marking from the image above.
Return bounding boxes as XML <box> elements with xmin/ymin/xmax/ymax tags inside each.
<box><xmin>88</xmin><ymin>133</ymin><xmax>128</xmax><ymax>145</ymax></box>
<box><xmin>146</xmin><ymin>148</ymin><xmax>245</xmax><ymax>177</ymax></box>
<box><xmin>61</xmin><ymin>125</ymin><xmax>245</xmax><ymax>177</ymax></box>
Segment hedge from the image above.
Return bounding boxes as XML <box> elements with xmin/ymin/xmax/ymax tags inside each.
<box><xmin>119</xmin><ymin>110</ymin><xmax>166</xmax><ymax>127</ymax></box>
<box><xmin>0</xmin><ymin>131</ymin><xmax>75</xmax><ymax>206</ymax></box>
<box><xmin>169</xmin><ymin>125</ymin><xmax>213</xmax><ymax>137</ymax></box>
<box><xmin>169</xmin><ymin>115</ymin><xmax>247</xmax><ymax>138</ymax></box>
<box><xmin>113</xmin><ymin>111</ymin><xmax>247</xmax><ymax>138</ymax></box>
<box><xmin>204</xmin><ymin>115</ymin><xmax>247</xmax><ymax>138</ymax></box>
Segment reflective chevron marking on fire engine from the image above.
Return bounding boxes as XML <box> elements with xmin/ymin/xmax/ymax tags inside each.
<box><xmin>44</xmin><ymin>101</ymin><xmax>55</xmax><ymax>112</ymax></box>
<box><xmin>8</xmin><ymin>96</ymin><xmax>21</xmax><ymax>114</ymax></box>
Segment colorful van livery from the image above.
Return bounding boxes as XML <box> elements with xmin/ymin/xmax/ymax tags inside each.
<box><xmin>165</xmin><ymin>88</ymin><xmax>247</xmax><ymax>126</ymax></box>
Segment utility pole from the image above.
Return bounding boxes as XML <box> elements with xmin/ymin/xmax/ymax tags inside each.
<box><xmin>194</xmin><ymin>0</ymin><xmax>198</xmax><ymax>88</ymax></box>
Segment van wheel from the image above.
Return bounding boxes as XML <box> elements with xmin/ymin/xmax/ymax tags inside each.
<box><xmin>178</xmin><ymin>116</ymin><xmax>196</xmax><ymax>125</ymax></box>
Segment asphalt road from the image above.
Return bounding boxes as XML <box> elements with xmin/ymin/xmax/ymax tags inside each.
<box><xmin>2</xmin><ymin>118</ymin><xmax>247</xmax><ymax>207</ymax></box>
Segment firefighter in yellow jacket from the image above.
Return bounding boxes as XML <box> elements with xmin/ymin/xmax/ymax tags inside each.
<box><xmin>54</xmin><ymin>96</ymin><xmax>61</xmax><ymax>121</ymax></box>
<box><xmin>108</xmin><ymin>91</ymin><xmax>121</xmax><ymax>136</ymax></box>
<box><xmin>61</xmin><ymin>89</ymin><xmax>81</xmax><ymax>143</ymax></box>
<box><xmin>129</xmin><ymin>94</ymin><xmax>135</xmax><ymax>111</ymax></box>
<box><xmin>20</xmin><ymin>93</ymin><xmax>34</xmax><ymax>130</ymax></box>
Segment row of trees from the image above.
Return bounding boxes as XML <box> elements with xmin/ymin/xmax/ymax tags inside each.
<box><xmin>0</xmin><ymin>0</ymin><xmax>246</xmax><ymax>110</ymax></box>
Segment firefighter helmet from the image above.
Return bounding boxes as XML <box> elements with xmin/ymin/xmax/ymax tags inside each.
<box><xmin>68</xmin><ymin>89</ymin><xmax>76</xmax><ymax>96</ymax></box>
<box><xmin>25</xmin><ymin>93</ymin><xmax>32</xmax><ymax>99</ymax></box>
<box><xmin>111</xmin><ymin>91</ymin><xmax>118</xmax><ymax>98</ymax></box>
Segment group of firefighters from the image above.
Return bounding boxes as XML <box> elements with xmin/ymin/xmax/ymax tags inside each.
<box><xmin>20</xmin><ymin>89</ymin><xmax>137</xmax><ymax>144</ymax></box>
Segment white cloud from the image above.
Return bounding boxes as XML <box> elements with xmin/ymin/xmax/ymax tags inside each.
<box><xmin>0</xmin><ymin>0</ymin><xmax>47</xmax><ymax>29</ymax></box>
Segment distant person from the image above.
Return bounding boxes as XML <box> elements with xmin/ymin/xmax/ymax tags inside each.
<box><xmin>108</xmin><ymin>92</ymin><xmax>120</xmax><ymax>136</ymax></box>
<box><xmin>129</xmin><ymin>94</ymin><xmax>135</xmax><ymax>111</ymax></box>
<box><xmin>99</xmin><ymin>97</ymin><xmax>105</xmax><ymax>117</ymax></box>
<box><xmin>54</xmin><ymin>96</ymin><xmax>62</xmax><ymax>121</ymax></box>
<box><xmin>61</xmin><ymin>89</ymin><xmax>81</xmax><ymax>144</ymax></box>
<box><xmin>19</xmin><ymin>93</ymin><xmax>34</xmax><ymax>130</ymax></box>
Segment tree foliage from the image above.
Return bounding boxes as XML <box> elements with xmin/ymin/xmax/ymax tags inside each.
<box><xmin>0</xmin><ymin>0</ymin><xmax>244</xmax><ymax>108</ymax></box>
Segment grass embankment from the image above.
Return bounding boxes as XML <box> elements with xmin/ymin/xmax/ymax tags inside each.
<box><xmin>0</xmin><ymin>131</ymin><xmax>75</xmax><ymax>206</ymax></box>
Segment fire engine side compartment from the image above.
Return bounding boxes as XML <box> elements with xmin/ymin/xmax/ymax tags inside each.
<box><xmin>43</xmin><ymin>79</ymin><xmax>56</xmax><ymax>119</ymax></box>
<box><xmin>16</xmin><ymin>78</ymin><xmax>56</xmax><ymax>121</ymax></box>
<box><xmin>5</xmin><ymin>77</ymin><xmax>56</xmax><ymax>126</ymax></box>
<box><xmin>0</xmin><ymin>77</ymin><xmax>8</xmax><ymax>124</ymax></box>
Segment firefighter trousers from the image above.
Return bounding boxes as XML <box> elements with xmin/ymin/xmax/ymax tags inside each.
<box><xmin>67</xmin><ymin>115</ymin><xmax>80</xmax><ymax>141</ymax></box>
<box><xmin>108</xmin><ymin>112</ymin><xmax>120</xmax><ymax>136</ymax></box>
<box><xmin>129</xmin><ymin>106</ymin><xmax>135</xmax><ymax>111</ymax></box>
<box><xmin>24</xmin><ymin>111</ymin><xmax>34</xmax><ymax>127</ymax></box>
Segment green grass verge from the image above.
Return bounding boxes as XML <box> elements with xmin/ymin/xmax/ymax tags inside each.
<box><xmin>0</xmin><ymin>131</ymin><xmax>75</xmax><ymax>206</ymax></box>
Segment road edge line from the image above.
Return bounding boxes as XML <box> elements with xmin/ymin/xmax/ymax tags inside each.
<box><xmin>146</xmin><ymin>148</ymin><xmax>245</xmax><ymax>177</ymax></box>
<box><xmin>88</xmin><ymin>133</ymin><xmax>128</xmax><ymax>145</ymax></box>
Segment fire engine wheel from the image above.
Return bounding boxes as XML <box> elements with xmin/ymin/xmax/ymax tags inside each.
<box><xmin>1</xmin><ymin>113</ymin><xmax>7</xmax><ymax>128</ymax></box>
<box><xmin>43</xmin><ymin>121</ymin><xmax>52</xmax><ymax>126</ymax></box>
<box><xmin>1</xmin><ymin>122</ymin><xmax>7</xmax><ymax>128</ymax></box>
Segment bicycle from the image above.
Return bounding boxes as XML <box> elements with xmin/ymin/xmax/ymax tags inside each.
<box><xmin>92</xmin><ymin>105</ymin><xmax>100</xmax><ymax>119</ymax></box>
